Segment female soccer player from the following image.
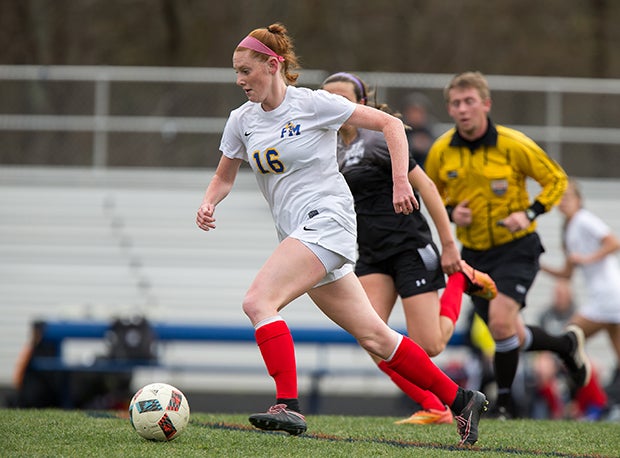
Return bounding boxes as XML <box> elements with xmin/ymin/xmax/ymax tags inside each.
<box><xmin>196</xmin><ymin>23</ymin><xmax>487</xmax><ymax>445</ymax></box>
<box><xmin>542</xmin><ymin>179</ymin><xmax>620</xmax><ymax>418</ymax></box>
<box><xmin>321</xmin><ymin>72</ymin><xmax>496</xmax><ymax>425</ymax></box>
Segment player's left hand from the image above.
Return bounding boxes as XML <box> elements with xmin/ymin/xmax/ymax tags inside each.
<box><xmin>497</xmin><ymin>211</ymin><xmax>531</xmax><ymax>233</ymax></box>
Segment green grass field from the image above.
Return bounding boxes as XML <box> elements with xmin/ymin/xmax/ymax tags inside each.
<box><xmin>2</xmin><ymin>409</ymin><xmax>619</xmax><ymax>457</ymax></box>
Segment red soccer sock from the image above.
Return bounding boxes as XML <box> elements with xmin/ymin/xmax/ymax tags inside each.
<box><xmin>378</xmin><ymin>360</ymin><xmax>445</xmax><ymax>411</ymax></box>
<box><xmin>440</xmin><ymin>272</ymin><xmax>466</xmax><ymax>324</ymax></box>
<box><xmin>255</xmin><ymin>319</ymin><xmax>298</xmax><ymax>400</ymax></box>
<box><xmin>386</xmin><ymin>336</ymin><xmax>459</xmax><ymax>406</ymax></box>
<box><xmin>575</xmin><ymin>366</ymin><xmax>608</xmax><ymax>412</ymax></box>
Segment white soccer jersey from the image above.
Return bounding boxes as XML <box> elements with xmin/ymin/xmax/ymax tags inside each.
<box><xmin>565</xmin><ymin>208</ymin><xmax>620</xmax><ymax>322</ymax></box>
<box><xmin>220</xmin><ymin>85</ymin><xmax>357</xmax><ymax>258</ymax></box>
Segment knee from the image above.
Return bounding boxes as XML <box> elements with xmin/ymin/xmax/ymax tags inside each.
<box><xmin>420</xmin><ymin>340</ymin><xmax>446</xmax><ymax>357</ymax></box>
<box><xmin>488</xmin><ymin>315</ymin><xmax>518</xmax><ymax>341</ymax></box>
<box><xmin>241</xmin><ymin>290</ymin><xmax>264</xmax><ymax>323</ymax></box>
<box><xmin>411</xmin><ymin>332</ymin><xmax>445</xmax><ymax>356</ymax></box>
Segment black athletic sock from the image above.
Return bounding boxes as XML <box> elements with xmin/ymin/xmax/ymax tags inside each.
<box><xmin>495</xmin><ymin>390</ymin><xmax>515</xmax><ymax>415</ymax></box>
<box><xmin>449</xmin><ymin>386</ymin><xmax>470</xmax><ymax>413</ymax></box>
<box><xmin>494</xmin><ymin>337</ymin><xmax>520</xmax><ymax>405</ymax></box>
<box><xmin>524</xmin><ymin>325</ymin><xmax>571</xmax><ymax>355</ymax></box>
<box><xmin>278</xmin><ymin>397</ymin><xmax>300</xmax><ymax>413</ymax></box>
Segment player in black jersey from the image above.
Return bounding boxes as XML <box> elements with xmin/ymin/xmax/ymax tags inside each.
<box><xmin>322</xmin><ymin>72</ymin><xmax>497</xmax><ymax>425</ymax></box>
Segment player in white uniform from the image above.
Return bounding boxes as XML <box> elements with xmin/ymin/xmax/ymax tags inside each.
<box><xmin>196</xmin><ymin>23</ymin><xmax>487</xmax><ymax>445</ymax></box>
<box><xmin>542</xmin><ymin>179</ymin><xmax>620</xmax><ymax>415</ymax></box>
<box><xmin>220</xmin><ymin>84</ymin><xmax>358</xmax><ymax>284</ymax></box>
<box><xmin>563</xmin><ymin>210</ymin><xmax>620</xmax><ymax>323</ymax></box>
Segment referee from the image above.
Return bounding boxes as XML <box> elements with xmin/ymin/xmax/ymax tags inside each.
<box><xmin>425</xmin><ymin>71</ymin><xmax>590</xmax><ymax>418</ymax></box>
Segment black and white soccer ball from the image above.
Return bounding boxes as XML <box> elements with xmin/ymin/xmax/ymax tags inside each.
<box><xmin>129</xmin><ymin>382</ymin><xmax>190</xmax><ymax>441</ymax></box>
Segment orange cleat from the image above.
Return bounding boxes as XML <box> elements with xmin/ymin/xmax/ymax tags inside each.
<box><xmin>460</xmin><ymin>260</ymin><xmax>497</xmax><ymax>300</ymax></box>
<box><xmin>395</xmin><ymin>407</ymin><xmax>454</xmax><ymax>425</ymax></box>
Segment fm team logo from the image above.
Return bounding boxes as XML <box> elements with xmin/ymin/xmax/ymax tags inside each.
<box><xmin>281</xmin><ymin>121</ymin><xmax>301</xmax><ymax>138</ymax></box>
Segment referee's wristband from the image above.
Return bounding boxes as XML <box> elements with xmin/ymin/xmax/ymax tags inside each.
<box><xmin>446</xmin><ymin>205</ymin><xmax>455</xmax><ymax>222</ymax></box>
<box><xmin>525</xmin><ymin>201</ymin><xmax>545</xmax><ymax>221</ymax></box>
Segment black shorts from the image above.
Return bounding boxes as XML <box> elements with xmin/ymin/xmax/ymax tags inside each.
<box><xmin>462</xmin><ymin>232</ymin><xmax>545</xmax><ymax>323</ymax></box>
<box><xmin>355</xmin><ymin>243</ymin><xmax>446</xmax><ymax>298</ymax></box>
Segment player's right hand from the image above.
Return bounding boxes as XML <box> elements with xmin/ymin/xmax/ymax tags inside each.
<box><xmin>196</xmin><ymin>203</ymin><xmax>216</xmax><ymax>231</ymax></box>
<box><xmin>452</xmin><ymin>200</ymin><xmax>472</xmax><ymax>227</ymax></box>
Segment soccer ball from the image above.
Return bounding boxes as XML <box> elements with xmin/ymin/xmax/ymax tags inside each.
<box><xmin>129</xmin><ymin>382</ymin><xmax>190</xmax><ymax>441</ymax></box>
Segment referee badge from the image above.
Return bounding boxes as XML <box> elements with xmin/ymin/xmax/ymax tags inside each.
<box><xmin>490</xmin><ymin>179</ymin><xmax>508</xmax><ymax>196</ymax></box>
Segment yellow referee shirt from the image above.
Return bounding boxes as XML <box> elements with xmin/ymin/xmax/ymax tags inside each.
<box><xmin>425</xmin><ymin>120</ymin><xmax>567</xmax><ymax>251</ymax></box>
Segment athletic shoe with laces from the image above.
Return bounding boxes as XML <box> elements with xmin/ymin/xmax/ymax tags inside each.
<box><xmin>460</xmin><ymin>260</ymin><xmax>497</xmax><ymax>300</ymax></box>
<box><xmin>248</xmin><ymin>404</ymin><xmax>307</xmax><ymax>436</ymax></box>
<box><xmin>561</xmin><ymin>324</ymin><xmax>592</xmax><ymax>389</ymax></box>
<box><xmin>395</xmin><ymin>407</ymin><xmax>454</xmax><ymax>425</ymax></box>
<box><xmin>455</xmin><ymin>390</ymin><xmax>488</xmax><ymax>446</ymax></box>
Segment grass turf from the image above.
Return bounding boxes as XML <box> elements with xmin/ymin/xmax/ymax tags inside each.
<box><xmin>2</xmin><ymin>409</ymin><xmax>619</xmax><ymax>457</ymax></box>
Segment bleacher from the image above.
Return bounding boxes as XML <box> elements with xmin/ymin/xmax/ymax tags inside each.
<box><xmin>0</xmin><ymin>166</ymin><xmax>407</xmax><ymax>399</ymax></box>
<box><xmin>1</xmin><ymin>166</ymin><xmax>619</xmax><ymax>399</ymax></box>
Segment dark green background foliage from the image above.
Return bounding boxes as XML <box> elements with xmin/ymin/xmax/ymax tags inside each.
<box><xmin>3</xmin><ymin>0</ymin><xmax>619</xmax><ymax>76</ymax></box>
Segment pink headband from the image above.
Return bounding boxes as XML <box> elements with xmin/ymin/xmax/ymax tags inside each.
<box><xmin>237</xmin><ymin>36</ymin><xmax>284</xmax><ymax>62</ymax></box>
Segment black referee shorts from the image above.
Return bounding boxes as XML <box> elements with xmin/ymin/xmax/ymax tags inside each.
<box><xmin>462</xmin><ymin>232</ymin><xmax>545</xmax><ymax>323</ymax></box>
<box><xmin>355</xmin><ymin>244</ymin><xmax>446</xmax><ymax>299</ymax></box>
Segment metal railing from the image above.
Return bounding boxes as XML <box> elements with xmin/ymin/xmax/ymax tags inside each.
<box><xmin>1</xmin><ymin>65</ymin><xmax>620</xmax><ymax>168</ymax></box>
